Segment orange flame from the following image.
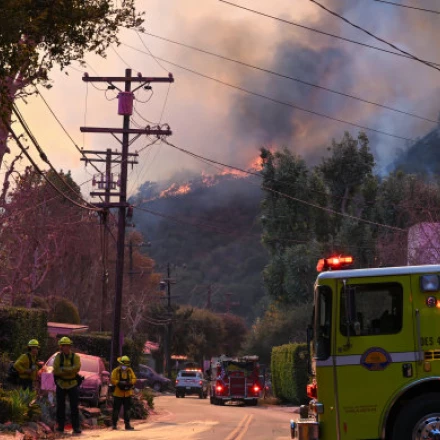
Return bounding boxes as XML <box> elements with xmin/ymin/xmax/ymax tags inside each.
<box><xmin>159</xmin><ymin>183</ymin><xmax>192</xmax><ymax>198</ymax></box>
<box><xmin>248</xmin><ymin>155</ymin><xmax>264</xmax><ymax>171</ymax></box>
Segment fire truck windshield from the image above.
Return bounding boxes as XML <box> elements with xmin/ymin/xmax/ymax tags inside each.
<box><xmin>314</xmin><ymin>285</ymin><xmax>332</xmax><ymax>361</ymax></box>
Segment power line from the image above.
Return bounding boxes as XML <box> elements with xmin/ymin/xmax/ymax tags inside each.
<box><xmin>5</xmin><ymin>121</ymin><xmax>102</xmax><ymax>212</ymax></box>
<box><xmin>12</xmin><ymin>104</ymin><xmax>100</xmax><ymax>211</ymax></box>
<box><xmin>135</xmin><ymin>31</ymin><xmax>170</xmax><ymax>74</ymax></box>
<box><xmin>217</xmin><ymin>0</ymin><xmax>440</xmax><ymax>68</ymax></box>
<box><xmin>135</xmin><ymin>31</ymin><xmax>435</xmax><ymax>124</ymax></box>
<box><xmin>160</xmin><ymin>139</ymin><xmax>405</xmax><ymax>232</ymax></box>
<box><xmin>121</xmin><ymin>43</ymin><xmax>413</xmax><ymax>142</ymax></box>
<box><xmin>309</xmin><ymin>0</ymin><xmax>440</xmax><ymax>72</ymax></box>
<box><xmin>35</xmin><ymin>86</ymin><xmax>102</xmax><ymax>174</ymax></box>
<box><xmin>372</xmin><ymin>0</ymin><xmax>440</xmax><ymax>14</ymax></box>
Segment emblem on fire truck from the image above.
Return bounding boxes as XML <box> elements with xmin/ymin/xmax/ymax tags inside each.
<box><xmin>360</xmin><ymin>347</ymin><xmax>392</xmax><ymax>371</ymax></box>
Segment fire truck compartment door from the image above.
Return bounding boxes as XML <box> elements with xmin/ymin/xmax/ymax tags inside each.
<box><xmin>410</xmin><ymin>271</ymin><xmax>440</xmax><ymax>376</ymax></box>
<box><xmin>334</xmin><ymin>275</ymin><xmax>414</xmax><ymax>440</ymax></box>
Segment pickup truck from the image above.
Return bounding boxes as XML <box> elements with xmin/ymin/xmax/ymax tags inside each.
<box><xmin>175</xmin><ymin>369</ymin><xmax>208</xmax><ymax>399</ymax></box>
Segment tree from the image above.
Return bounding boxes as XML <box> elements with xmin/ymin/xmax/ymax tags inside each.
<box><xmin>260</xmin><ymin>133</ymin><xmax>380</xmax><ymax>304</ymax></box>
<box><xmin>219</xmin><ymin>313</ymin><xmax>248</xmax><ymax>356</ymax></box>
<box><xmin>51</xmin><ymin>297</ymin><xmax>80</xmax><ymax>324</ymax></box>
<box><xmin>172</xmin><ymin>307</ymin><xmax>225</xmax><ymax>364</ymax></box>
<box><xmin>318</xmin><ymin>131</ymin><xmax>375</xmax><ymax>216</ymax></box>
<box><xmin>243</xmin><ymin>303</ymin><xmax>313</xmax><ymax>365</ymax></box>
<box><xmin>0</xmin><ymin>0</ymin><xmax>144</xmax><ymax>166</ymax></box>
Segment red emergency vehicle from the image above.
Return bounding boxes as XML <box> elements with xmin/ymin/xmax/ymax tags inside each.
<box><xmin>209</xmin><ymin>355</ymin><xmax>260</xmax><ymax>406</ymax></box>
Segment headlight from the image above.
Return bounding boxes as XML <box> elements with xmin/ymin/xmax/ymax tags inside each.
<box><xmin>421</xmin><ymin>275</ymin><xmax>440</xmax><ymax>292</ymax></box>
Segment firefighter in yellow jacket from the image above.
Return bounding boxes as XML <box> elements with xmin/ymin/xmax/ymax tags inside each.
<box><xmin>53</xmin><ymin>337</ymin><xmax>82</xmax><ymax>435</ymax></box>
<box><xmin>13</xmin><ymin>339</ymin><xmax>40</xmax><ymax>391</ymax></box>
<box><xmin>111</xmin><ymin>356</ymin><xmax>137</xmax><ymax>430</ymax></box>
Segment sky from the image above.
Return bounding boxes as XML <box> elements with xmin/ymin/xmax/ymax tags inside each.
<box><xmin>8</xmin><ymin>0</ymin><xmax>440</xmax><ymax>199</ymax></box>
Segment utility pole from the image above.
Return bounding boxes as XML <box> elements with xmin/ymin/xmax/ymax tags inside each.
<box><xmin>166</xmin><ymin>263</ymin><xmax>172</xmax><ymax>378</ymax></box>
<box><xmin>223</xmin><ymin>292</ymin><xmax>240</xmax><ymax>314</ymax></box>
<box><xmin>81</xmin><ymin>69</ymin><xmax>173</xmax><ymax>370</ymax></box>
<box><xmin>162</xmin><ymin>263</ymin><xmax>176</xmax><ymax>378</ymax></box>
<box><xmin>81</xmin><ymin>148</ymin><xmax>118</xmax><ymax>331</ymax></box>
<box><xmin>206</xmin><ymin>284</ymin><xmax>212</xmax><ymax>310</ymax></box>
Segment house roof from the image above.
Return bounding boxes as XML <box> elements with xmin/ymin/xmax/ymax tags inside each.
<box><xmin>143</xmin><ymin>340</ymin><xmax>160</xmax><ymax>354</ymax></box>
<box><xmin>47</xmin><ymin>322</ymin><xmax>89</xmax><ymax>337</ymax></box>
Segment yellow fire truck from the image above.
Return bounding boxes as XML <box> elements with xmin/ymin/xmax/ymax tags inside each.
<box><xmin>291</xmin><ymin>256</ymin><xmax>440</xmax><ymax>440</ymax></box>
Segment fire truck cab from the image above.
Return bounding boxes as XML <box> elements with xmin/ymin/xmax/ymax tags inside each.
<box><xmin>291</xmin><ymin>257</ymin><xmax>440</xmax><ymax>440</ymax></box>
<box><xmin>209</xmin><ymin>355</ymin><xmax>260</xmax><ymax>406</ymax></box>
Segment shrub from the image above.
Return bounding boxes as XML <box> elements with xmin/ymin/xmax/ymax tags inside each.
<box><xmin>141</xmin><ymin>388</ymin><xmax>155</xmax><ymax>410</ymax></box>
<box><xmin>0</xmin><ymin>308</ymin><xmax>48</xmax><ymax>360</ymax></box>
<box><xmin>130</xmin><ymin>396</ymin><xmax>148</xmax><ymax>420</ymax></box>
<box><xmin>71</xmin><ymin>333</ymin><xmax>143</xmax><ymax>370</ymax></box>
<box><xmin>51</xmin><ymin>298</ymin><xmax>80</xmax><ymax>324</ymax></box>
<box><xmin>12</xmin><ymin>389</ymin><xmax>40</xmax><ymax>424</ymax></box>
<box><xmin>271</xmin><ymin>343</ymin><xmax>308</xmax><ymax>405</ymax></box>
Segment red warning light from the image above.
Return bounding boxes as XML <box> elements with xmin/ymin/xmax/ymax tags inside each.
<box><xmin>317</xmin><ymin>256</ymin><xmax>354</xmax><ymax>272</ymax></box>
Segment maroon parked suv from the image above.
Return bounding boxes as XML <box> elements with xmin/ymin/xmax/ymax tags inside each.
<box><xmin>39</xmin><ymin>352</ymin><xmax>110</xmax><ymax>407</ymax></box>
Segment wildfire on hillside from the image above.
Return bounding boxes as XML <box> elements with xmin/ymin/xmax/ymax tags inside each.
<box><xmin>139</xmin><ymin>154</ymin><xmax>264</xmax><ymax>203</ymax></box>
<box><xmin>159</xmin><ymin>183</ymin><xmax>191</xmax><ymax>198</ymax></box>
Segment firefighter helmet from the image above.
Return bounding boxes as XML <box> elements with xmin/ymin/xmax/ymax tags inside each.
<box><xmin>58</xmin><ymin>336</ymin><xmax>73</xmax><ymax>346</ymax></box>
<box><xmin>117</xmin><ymin>356</ymin><xmax>131</xmax><ymax>365</ymax></box>
<box><xmin>28</xmin><ymin>339</ymin><xmax>40</xmax><ymax>348</ymax></box>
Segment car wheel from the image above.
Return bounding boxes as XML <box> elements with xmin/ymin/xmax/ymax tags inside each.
<box><xmin>176</xmin><ymin>392</ymin><xmax>180</xmax><ymax>398</ymax></box>
<box><xmin>391</xmin><ymin>393</ymin><xmax>440</xmax><ymax>440</ymax></box>
<box><xmin>210</xmin><ymin>396</ymin><xmax>214</xmax><ymax>404</ymax></box>
<box><xmin>153</xmin><ymin>382</ymin><xmax>162</xmax><ymax>392</ymax></box>
<box><xmin>199</xmin><ymin>390</ymin><xmax>204</xmax><ymax>399</ymax></box>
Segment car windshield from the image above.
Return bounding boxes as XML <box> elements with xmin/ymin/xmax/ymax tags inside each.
<box><xmin>180</xmin><ymin>372</ymin><xmax>197</xmax><ymax>377</ymax></box>
<box><xmin>80</xmin><ymin>358</ymin><xmax>99</xmax><ymax>373</ymax></box>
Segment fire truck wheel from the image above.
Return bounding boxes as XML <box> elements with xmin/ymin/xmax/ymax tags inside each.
<box><xmin>392</xmin><ymin>392</ymin><xmax>440</xmax><ymax>440</ymax></box>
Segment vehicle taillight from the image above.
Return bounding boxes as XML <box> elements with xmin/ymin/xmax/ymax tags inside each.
<box><xmin>253</xmin><ymin>385</ymin><xmax>260</xmax><ymax>393</ymax></box>
<box><xmin>216</xmin><ymin>385</ymin><xmax>223</xmax><ymax>392</ymax></box>
<box><xmin>307</xmin><ymin>382</ymin><xmax>318</xmax><ymax>399</ymax></box>
<box><xmin>199</xmin><ymin>380</ymin><xmax>203</xmax><ymax>385</ymax></box>
<box><xmin>175</xmin><ymin>379</ymin><xmax>179</xmax><ymax>384</ymax></box>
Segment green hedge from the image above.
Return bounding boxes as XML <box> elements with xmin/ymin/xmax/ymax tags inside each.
<box><xmin>71</xmin><ymin>333</ymin><xmax>143</xmax><ymax>371</ymax></box>
<box><xmin>0</xmin><ymin>307</ymin><xmax>48</xmax><ymax>360</ymax></box>
<box><xmin>271</xmin><ymin>343</ymin><xmax>308</xmax><ymax>404</ymax></box>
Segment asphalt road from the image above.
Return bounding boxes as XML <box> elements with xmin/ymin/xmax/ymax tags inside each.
<box><xmin>77</xmin><ymin>395</ymin><xmax>297</xmax><ymax>440</ymax></box>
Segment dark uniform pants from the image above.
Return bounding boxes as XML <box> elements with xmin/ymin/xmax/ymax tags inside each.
<box><xmin>112</xmin><ymin>396</ymin><xmax>132</xmax><ymax>426</ymax></box>
<box><xmin>19</xmin><ymin>378</ymin><xmax>33</xmax><ymax>391</ymax></box>
<box><xmin>56</xmin><ymin>385</ymin><xmax>80</xmax><ymax>431</ymax></box>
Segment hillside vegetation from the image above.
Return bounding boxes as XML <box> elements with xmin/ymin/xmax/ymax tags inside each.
<box><xmin>132</xmin><ymin>175</ymin><xmax>268</xmax><ymax>322</ymax></box>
